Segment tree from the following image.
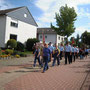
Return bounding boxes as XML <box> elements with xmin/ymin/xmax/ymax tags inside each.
<box><xmin>75</xmin><ymin>34</ymin><xmax>80</xmax><ymax>46</ymax></box>
<box><xmin>81</xmin><ymin>31</ymin><xmax>90</xmax><ymax>46</ymax></box>
<box><xmin>51</xmin><ymin>4</ymin><xmax>77</xmax><ymax>39</ymax></box>
<box><xmin>70</xmin><ymin>34</ymin><xmax>82</xmax><ymax>47</ymax></box>
<box><xmin>26</xmin><ymin>38</ymin><xmax>39</xmax><ymax>51</ymax></box>
<box><xmin>15</xmin><ymin>41</ymin><xmax>25</xmax><ymax>51</ymax></box>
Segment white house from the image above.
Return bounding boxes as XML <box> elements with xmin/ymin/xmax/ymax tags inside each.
<box><xmin>37</xmin><ymin>28</ymin><xmax>65</xmax><ymax>46</ymax></box>
<box><xmin>0</xmin><ymin>6</ymin><xmax>37</xmax><ymax>47</ymax></box>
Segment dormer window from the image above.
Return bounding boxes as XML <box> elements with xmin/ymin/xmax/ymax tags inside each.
<box><xmin>24</xmin><ymin>13</ymin><xmax>27</xmax><ymax>18</ymax></box>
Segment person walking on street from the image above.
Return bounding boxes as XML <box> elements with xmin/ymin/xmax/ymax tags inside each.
<box><xmin>48</xmin><ymin>42</ymin><xmax>53</xmax><ymax>62</ymax></box>
<box><xmin>72</xmin><ymin>45</ymin><xmax>75</xmax><ymax>62</ymax></box>
<box><xmin>52</xmin><ymin>45</ymin><xmax>60</xmax><ymax>66</ymax></box>
<box><xmin>64</xmin><ymin>42</ymin><xmax>72</xmax><ymax>64</ymax></box>
<box><xmin>79</xmin><ymin>48</ymin><xmax>83</xmax><ymax>59</ymax></box>
<box><xmin>85</xmin><ymin>47</ymin><xmax>88</xmax><ymax>58</ymax></box>
<box><xmin>77</xmin><ymin>46</ymin><xmax>79</xmax><ymax>59</ymax></box>
<box><xmin>33</xmin><ymin>46</ymin><xmax>42</xmax><ymax>67</ymax></box>
<box><xmin>74</xmin><ymin>46</ymin><xmax>78</xmax><ymax>59</ymax></box>
<box><xmin>69</xmin><ymin>44</ymin><xmax>73</xmax><ymax>63</ymax></box>
<box><xmin>59</xmin><ymin>43</ymin><xmax>64</xmax><ymax>60</ymax></box>
<box><xmin>42</xmin><ymin>43</ymin><xmax>51</xmax><ymax>73</ymax></box>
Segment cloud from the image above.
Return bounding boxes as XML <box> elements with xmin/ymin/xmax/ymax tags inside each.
<box><xmin>35</xmin><ymin>0</ymin><xmax>56</xmax><ymax>12</ymax></box>
<box><xmin>88</xmin><ymin>23</ymin><xmax>90</xmax><ymax>26</ymax></box>
<box><xmin>35</xmin><ymin>0</ymin><xmax>90</xmax><ymax>27</ymax></box>
<box><xmin>0</xmin><ymin>0</ymin><xmax>13</xmax><ymax>10</ymax></box>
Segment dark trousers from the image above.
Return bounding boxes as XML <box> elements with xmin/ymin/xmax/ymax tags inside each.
<box><xmin>72</xmin><ymin>53</ymin><xmax>75</xmax><ymax>61</ymax></box>
<box><xmin>52</xmin><ymin>56</ymin><xmax>60</xmax><ymax>66</ymax></box>
<box><xmin>43</xmin><ymin>56</ymin><xmax>49</xmax><ymax>72</ymax></box>
<box><xmin>70</xmin><ymin>54</ymin><xmax>72</xmax><ymax>63</ymax></box>
<box><xmin>65</xmin><ymin>52</ymin><xmax>70</xmax><ymax>64</ymax></box>
<box><xmin>33</xmin><ymin>56</ymin><xmax>41</xmax><ymax>67</ymax></box>
<box><xmin>60</xmin><ymin>51</ymin><xmax>63</xmax><ymax>60</ymax></box>
<box><xmin>48</xmin><ymin>54</ymin><xmax>51</xmax><ymax>62</ymax></box>
<box><xmin>75</xmin><ymin>52</ymin><xmax>78</xmax><ymax>59</ymax></box>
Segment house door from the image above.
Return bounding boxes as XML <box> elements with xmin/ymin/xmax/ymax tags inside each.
<box><xmin>10</xmin><ymin>34</ymin><xmax>17</xmax><ymax>40</ymax></box>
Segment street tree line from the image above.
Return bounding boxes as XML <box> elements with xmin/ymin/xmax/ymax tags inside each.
<box><xmin>70</xmin><ymin>31</ymin><xmax>90</xmax><ymax>48</ymax></box>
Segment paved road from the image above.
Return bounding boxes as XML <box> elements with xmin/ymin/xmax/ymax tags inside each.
<box><xmin>0</xmin><ymin>56</ymin><xmax>90</xmax><ymax>90</ymax></box>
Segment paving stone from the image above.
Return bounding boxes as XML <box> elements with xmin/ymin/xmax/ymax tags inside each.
<box><xmin>0</xmin><ymin>56</ymin><xmax>90</xmax><ymax>90</ymax></box>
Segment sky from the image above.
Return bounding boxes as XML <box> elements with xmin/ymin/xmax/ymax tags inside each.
<box><xmin>0</xmin><ymin>0</ymin><xmax>90</xmax><ymax>38</ymax></box>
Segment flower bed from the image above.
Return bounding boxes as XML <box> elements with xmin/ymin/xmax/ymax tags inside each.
<box><xmin>0</xmin><ymin>49</ymin><xmax>29</xmax><ymax>59</ymax></box>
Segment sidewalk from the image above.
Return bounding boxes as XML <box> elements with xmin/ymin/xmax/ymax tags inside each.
<box><xmin>0</xmin><ymin>56</ymin><xmax>90</xmax><ymax>90</ymax></box>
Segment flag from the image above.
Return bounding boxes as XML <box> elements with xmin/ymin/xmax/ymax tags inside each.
<box><xmin>72</xmin><ymin>37</ymin><xmax>75</xmax><ymax>44</ymax></box>
<box><xmin>42</xmin><ymin>32</ymin><xmax>45</xmax><ymax>45</ymax></box>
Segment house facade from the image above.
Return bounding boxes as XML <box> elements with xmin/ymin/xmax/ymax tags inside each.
<box><xmin>0</xmin><ymin>6</ymin><xmax>37</xmax><ymax>47</ymax></box>
<box><xmin>37</xmin><ymin>28</ymin><xmax>64</xmax><ymax>46</ymax></box>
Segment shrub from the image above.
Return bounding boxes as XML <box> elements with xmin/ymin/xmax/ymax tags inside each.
<box><xmin>26</xmin><ymin>38</ymin><xmax>39</xmax><ymax>51</ymax></box>
<box><xmin>13</xmin><ymin>51</ymin><xmax>27</xmax><ymax>57</ymax></box>
<box><xmin>12</xmin><ymin>50</ymin><xmax>19</xmax><ymax>55</ymax></box>
<box><xmin>6</xmin><ymin>39</ymin><xmax>17</xmax><ymax>49</ymax></box>
<box><xmin>5</xmin><ymin>49</ymin><xmax>13</xmax><ymax>55</ymax></box>
<box><xmin>0</xmin><ymin>49</ymin><xmax>2</xmax><ymax>55</ymax></box>
<box><xmin>15</xmin><ymin>41</ymin><xmax>25</xmax><ymax>51</ymax></box>
<box><xmin>1</xmin><ymin>50</ymin><xmax>6</xmax><ymax>55</ymax></box>
<box><xmin>19</xmin><ymin>53</ymin><xmax>27</xmax><ymax>57</ymax></box>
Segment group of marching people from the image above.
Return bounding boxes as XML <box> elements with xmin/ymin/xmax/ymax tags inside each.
<box><xmin>33</xmin><ymin>42</ymin><xmax>89</xmax><ymax>73</ymax></box>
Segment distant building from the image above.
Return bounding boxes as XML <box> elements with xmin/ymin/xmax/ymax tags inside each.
<box><xmin>37</xmin><ymin>28</ymin><xmax>64</xmax><ymax>46</ymax></box>
<box><xmin>0</xmin><ymin>6</ymin><xmax>37</xmax><ymax>47</ymax></box>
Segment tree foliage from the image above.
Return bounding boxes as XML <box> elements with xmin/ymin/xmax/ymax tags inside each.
<box><xmin>75</xmin><ymin>34</ymin><xmax>80</xmax><ymax>46</ymax></box>
<box><xmin>6</xmin><ymin>39</ymin><xmax>17</xmax><ymax>49</ymax></box>
<box><xmin>15</xmin><ymin>41</ymin><xmax>25</xmax><ymax>51</ymax></box>
<box><xmin>26</xmin><ymin>38</ymin><xmax>39</xmax><ymax>51</ymax></box>
<box><xmin>81</xmin><ymin>31</ymin><xmax>90</xmax><ymax>46</ymax></box>
<box><xmin>51</xmin><ymin>4</ymin><xmax>77</xmax><ymax>38</ymax></box>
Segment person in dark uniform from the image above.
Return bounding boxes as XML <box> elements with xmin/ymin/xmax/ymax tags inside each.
<box><xmin>33</xmin><ymin>46</ymin><xmax>42</xmax><ymax>67</ymax></box>
<box><xmin>79</xmin><ymin>48</ymin><xmax>83</xmax><ymax>59</ymax></box>
<box><xmin>42</xmin><ymin>43</ymin><xmax>51</xmax><ymax>73</ymax></box>
<box><xmin>52</xmin><ymin>45</ymin><xmax>60</xmax><ymax>66</ymax></box>
<box><xmin>48</xmin><ymin>42</ymin><xmax>53</xmax><ymax>62</ymax></box>
<box><xmin>82</xmin><ymin>48</ymin><xmax>85</xmax><ymax>59</ymax></box>
<box><xmin>69</xmin><ymin>44</ymin><xmax>73</xmax><ymax>63</ymax></box>
<box><xmin>85</xmin><ymin>47</ymin><xmax>88</xmax><ymax>58</ymax></box>
<box><xmin>65</xmin><ymin>42</ymin><xmax>71</xmax><ymax>64</ymax></box>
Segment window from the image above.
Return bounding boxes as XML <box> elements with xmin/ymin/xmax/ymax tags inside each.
<box><xmin>40</xmin><ymin>35</ymin><xmax>42</xmax><ymax>39</ymax></box>
<box><xmin>24</xmin><ymin>13</ymin><xmax>27</xmax><ymax>18</ymax></box>
<box><xmin>45</xmin><ymin>36</ymin><xmax>47</xmax><ymax>39</ymax></box>
<box><xmin>58</xmin><ymin>37</ymin><xmax>60</xmax><ymax>40</ymax></box>
<box><xmin>11</xmin><ymin>22</ymin><xmax>18</xmax><ymax>28</ymax></box>
<box><xmin>61</xmin><ymin>38</ymin><xmax>63</xmax><ymax>41</ymax></box>
<box><xmin>10</xmin><ymin>34</ymin><xmax>17</xmax><ymax>40</ymax></box>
